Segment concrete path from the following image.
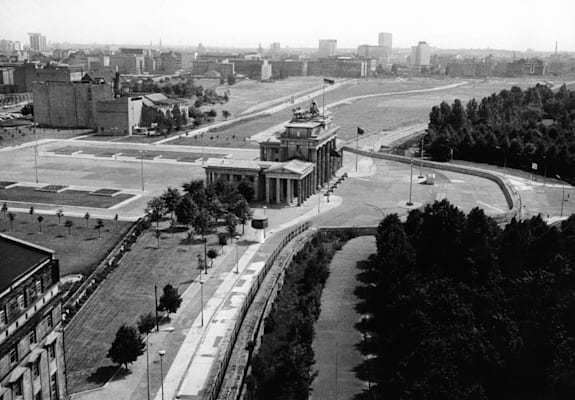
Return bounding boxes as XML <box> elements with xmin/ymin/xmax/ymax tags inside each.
<box><xmin>311</xmin><ymin>236</ymin><xmax>376</xmax><ymax>400</ymax></box>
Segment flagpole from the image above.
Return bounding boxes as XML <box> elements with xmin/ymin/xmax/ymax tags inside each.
<box><xmin>322</xmin><ymin>77</ymin><xmax>326</xmax><ymax>117</ymax></box>
<box><xmin>355</xmin><ymin>129</ymin><xmax>359</xmax><ymax>172</ymax></box>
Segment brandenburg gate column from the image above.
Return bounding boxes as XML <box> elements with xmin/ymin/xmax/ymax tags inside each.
<box><xmin>286</xmin><ymin>179</ymin><xmax>292</xmax><ymax>205</ymax></box>
<box><xmin>265</xmin><ymin>177</ymin><xmax>270</xmax><ymax>203</ymax></box>
<box><xmin>254</xmin><ymin>176</ymin><xmax>259</xmax><ymax>201</ymax></box>
<box><xmin>276</xmin><ymin>177</ymin><xmax>281</xmax><ymax>204</ymax></box>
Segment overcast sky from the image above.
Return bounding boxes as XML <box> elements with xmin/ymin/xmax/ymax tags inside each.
<box><xmin>2</xmin><ymin>0</ymin><xmax>574</xmax><ymax>52</ymax></box>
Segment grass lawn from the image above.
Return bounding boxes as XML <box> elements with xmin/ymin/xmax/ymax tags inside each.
<box><xmin>64</xmin><ymin>222</ymin><xmax>226</xmax><ymax>392</ymax></box>
<box><xmin>0</xmin><ymin>127</ymin><xmax>93</xmax><ymax>147</ymax></box>
<box><xmin>0</xmin><ymin>186</ymin><xmax>134</xmax><ymax>208</ymax></box>
<box><xmin>0</xmin><ymin>212</ymin><xmax>133</xmax><ymax>276</ymax></box>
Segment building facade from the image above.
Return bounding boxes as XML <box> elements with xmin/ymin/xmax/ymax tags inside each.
<box><xmin>0</xmin><ymin>234</ymin><xmax>65</xmax><ymax>400</ymax></box>
<box><xmin>27</xmin><ymin>34</ymin><xmax>46</xmax><ymax>52</ymax></box>
<box><xmin>411</xmin><ymin>41</ymin><xmax>430</xmax><ymax>67</ymax></box>
<box><xmin>318</xmin><ymin>40</ymin><xmax>337</xmax><ymax>58</ymax></box>
<box><xmin>204</xmin><ymin>104</ymin><xmax>343</xmax><ymax>205</ymax></box>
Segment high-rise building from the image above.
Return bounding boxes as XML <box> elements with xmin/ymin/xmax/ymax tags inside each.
<box><xmin>378</xmin><ymin>32</ymin><xmax>392</xmax><ymax>48</ymax></box>
<box><xmin>318</xmin><ymin>39</ymin><xmax>337</xmax><ymax>58</ymax></box>
<box><xmin>0</xmin><ymin>234</ymin><xmax>66</xmax><ymax>399</ymax></box>
<box><xmin>28</xmin><ymin>33</ymin><xmax>47</xmax><ymax>52</ymax></box>
<box><xmin>411</xmin><ymin>41</ymin><xmax>430</xmax><ymax>66</ymax></box>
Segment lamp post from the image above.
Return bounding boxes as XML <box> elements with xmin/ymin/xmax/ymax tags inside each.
<box><xmin>158</xmin><ymin>350</ymin><xmax>166</xmax><ymax>400</ymax></box>
<box><xmin>33</xmin><ymin>127</ymin><xmax>39</xmax><ymax>184</ymax></box>
<box><xmin>418</xmin><ymin>137</ymin><xmax>424</xmax><ymax>178</ymax></box>
<box><xmin>198</xmin><ymin>277</ymin><xmax>204</xmax><ymax>327</ymax></box>
<box><xmin>235</xmin><ymin>235</ymin><xmax>240</xmax><ymax>274</ymax></box>
<box><xmin>263</xmin><ymin>206</ymin><xmax>267</xmax><ymax>238</ymax></box>
<box><xmin>203</xmin><ymin>237</ymin><xmax>208</xmax><ymax>274</ymax></box>
<box><xmin>140</xmin><ymin>150</ymin><xmax>145</xmax><ymax>191</ymax></box>
<box><xmin>557</xmin><ymin>174</ymin><xmax>565</xmax><ymax>217</ymax></box>
<box><xmin>407</xmin><ymin>159</ymin><xmax>414</xmax><ymax>206</ymax></box>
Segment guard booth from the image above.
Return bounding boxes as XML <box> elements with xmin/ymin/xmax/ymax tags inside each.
<box><xmin>251</xmin><ymin>215</ymin><xmax>269</xmax><ymax>243</ymax></box>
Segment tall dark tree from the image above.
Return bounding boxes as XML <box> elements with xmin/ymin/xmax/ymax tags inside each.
<box><xmin>107</xmin><ymin>324</ymin><xmax>145</xmax><ymax>370</ymax></box>
<box><xmin>158</xmin><ymin>284</ymin><xmax>182</xmax><ymax>318</ymax></box>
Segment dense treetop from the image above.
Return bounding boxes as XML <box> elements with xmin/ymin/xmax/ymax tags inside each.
<box><xmin>425</xmin><ymin>84</ymin><xmax>575</xmax><ymax>182</ymax></box>
<box><xmin>363</xmin><ymin>200</ymin><xmax>575</xmax><ymax>399</ymax></box>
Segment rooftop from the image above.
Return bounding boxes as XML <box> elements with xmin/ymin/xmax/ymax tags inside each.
<box><xmin>0</xmin><ymin>234</ymin><xmax>53</xmax><ymax>293</ymax></box>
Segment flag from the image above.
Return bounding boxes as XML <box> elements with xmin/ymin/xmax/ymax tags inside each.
<box><xmin>357</xmin><ymin>127</ymin><xmax>365</xmax><ymax>135</ymax></box>
<box><xmin>323</xmin><ymin>78</ymin><xmax>335</xmax><ymax>85</ymax></box>
<box><xmin>329</xmin><ymin>149</ymin><xmax>341</xmax><ymax>158</ymax></box>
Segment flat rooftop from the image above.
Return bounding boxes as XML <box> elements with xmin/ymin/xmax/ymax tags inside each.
<box><xmin>0</xmin><ymin>235</ymin><xmax>52</xmax><ymax>293</ymax></box>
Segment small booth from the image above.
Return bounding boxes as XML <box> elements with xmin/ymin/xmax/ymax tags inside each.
<box><xmin>251</xmin><ymin>214</ymin><xmax>269</xmax><ymax>243</ymax></box>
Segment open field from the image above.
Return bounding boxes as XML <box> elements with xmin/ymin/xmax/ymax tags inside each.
<box><xmin>0</xmin><ymin>186</ymin><xmax>134</xmax><ymax>208</ymax></box>
<box><xmin>0</xmin><ymin>126</ymin><xmax>93</xmax><ymax>147</ymax></box>
<box><xmin>0</xmin><ymin>212</ymin><xmax>132</xmax><ymax>276</ymax></box>
<box><xmin>47</xmin><ymin>144</ymin><xmax>227</xmax><ymax>161</ymax></box>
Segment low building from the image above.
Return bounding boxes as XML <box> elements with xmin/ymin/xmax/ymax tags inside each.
<box><xmin>94</xmin><ymin>96</ymin><xmax>143</xmax><ymax>135</ymax></box>
<box><xmin>261</xmin><ymin>60</ymin><xmax>272</xmax><ymax>80</ymax></box>
<box><xmin>204</xmin><ymin>103</ymin><xmax>343</xmax><ymax>205</ymax></box>
<box><xmin>0</xmin><ymin>234</ymin><xmax>66</xmax><ymax>399</ymax></box>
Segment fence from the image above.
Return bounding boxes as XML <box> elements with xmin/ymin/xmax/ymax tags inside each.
<box><xmin>201</xmin><ymin>221</ymin><xmax>311</xmax><ymax>400</ymax></box>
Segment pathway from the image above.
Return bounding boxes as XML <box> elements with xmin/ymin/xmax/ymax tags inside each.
<box><xmin>311</xmin><ymin>236</ymin><xmax>376</xmax><ymax>400</ymax></box>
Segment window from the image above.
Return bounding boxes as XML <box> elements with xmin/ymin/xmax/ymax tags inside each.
<box><xmin>29</xmin><ymin>328</ymin><xmax>37</xmax><ymax>345</ymax></box>
<box><xmin>35</xmin><ymin>279</ymin><xmax>43</xmax><ymax>294</ymax></box>
<box><xmin>46</xmin><ymin>312</ymin><xmax>53</xmax><ymax>329</ymax></box>
<box><xmin>0</xmin><ymin>308</ymin><xmax>6</xmax><ymax>325</ymax></box>
<box><xmin>12</xmin><ymin>377</ymin><xmax>23</xmax><ymax>396</ymax></box>
<box><xmin>50</xmin><ymin>373</ymin><xmax>58</xmax><ymax>399</ymax></box>
<box><xmin>9</xmin><ymin>345</ymin><xmax>18</xmax><ymax>364</ymax></box>
<box><xmin>48</xmin><ymin>343</ymin><xmax>56</xmax><ymax>360</ymax></box>
<box><xmin>32</xmin><ymin>358</ymin><xmax>41</xmax><ymax>378</ymax></box>
<box><xmin>17</xmin><ymin>294</ymin><xmax>25</xmax><ymax>309</ymax></box>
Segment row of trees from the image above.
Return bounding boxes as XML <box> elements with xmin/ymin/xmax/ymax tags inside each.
<box><xmin>246</xmin><ymin>232</ymin><xmax>349</xmax><ymax>400</ymax></box>
<box><xmin>1</xmin><ymin>203</ymin><xmax>117</xmax><ymax>238</ymax></box>
<box><xmin>358</xmin><ymin>199</ymin><xmax>575</xmax><ymax>399</ymax></box>
<box><xmin>107</xmin><ymin>284</ymin><xmax>183</xmax><ymax>370</ymax></box>
<box><xmin>425</xmin><ymin>84</ymin><xmax>575</xmax><ymax>182</ymax></box>
<box><xmin>146</xmin><ymin>178</ymin><xmax>254</xmax><ymax>242</ymax></box>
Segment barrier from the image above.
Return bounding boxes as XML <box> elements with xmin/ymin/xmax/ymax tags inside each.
<box><xmin>202</xmin><ymin>221</ymin><xmax>311</xmax><ymax>400</ymax></box>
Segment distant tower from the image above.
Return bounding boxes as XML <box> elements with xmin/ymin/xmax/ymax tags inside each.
<box><xmin>378</xmin><ymin>32</ymin><xmax>392</xmax><ymax>48</ymax></box>
<box><xmin>555</xmin><ymin>41</ymin><xmax>558</xmax><ymax>54</ymax></box>
<box><xmin>318</xmin><ymin>39</ymin><xmax>337</xmax><ymax>58</ymax></box>
<box><xmin>28</xmin><ymin>32</ymin><xmax>47</xmax><ymax>51</ymax></box>
<box><xmin>159</xmin><ymin>38</ymin><xmax>162</xmax><ymax>49</ymax></box>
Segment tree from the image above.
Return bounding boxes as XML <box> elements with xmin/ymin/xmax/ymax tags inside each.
<box><xmin>154</xmin><ymin>229</ymin><xmax>161</xmax><ymax>248</ymax></box>
<box><xmin>158</xmin><ymin>284</ymin><xmax>182</xmax><ymax>318</ymax></box>
<box><xmin>207</xmin><ymin>249</ymin><xmax>218</xmax><ymax>268</ymax></box>
<box><xmin>192</xmin><ymin>208</ymin><xmax>214</xmax><ymax>239</ymax></box>
<box><xmin>145</xmin><ymin>196</ymin><xmax>167</xmax><ymax>229</ymax></box>
<box><xmin>1</xmin><ymin>202</ymin><xmax>7</xmax><ymax>219</ymax></box>
<box><xmin>64</xmin><ymin>219</ymin><xmax>74</xmax><ymax>236</ymax></box>
<box><xmin>114</xmin><ymin>214</ymin><xmax>119</xmax><ymax>231</ymax></box>
<box><xmin>94</xmin><ymin>219</ymin><xmax>105</xmax><ymax>239</ymax></box>
<box><xmin>8</xmin><ymin>212</ymin><xmax>15</xmax><ymax>231</ymax></box>
<box><xmin>234</xmin><ymin>198</ymin><xmax>252</xmax><ymax>234</ymax></box>
<box><xmin>84</xmin><ymin>212</ymin><xmax>90</xmax><ymax>228</ymax></box>
<box><xmin>227</xmin><ymin>75</ymin><xmax>236</xmax><ymax>85</ymax></box>
<box><xmin>237</xmin><ymin>179</ymin><xmax>255</xmax><ymax>203</ymax></box>
<box><xmin>225</xmin><ymin>213</ymin><xmax>238</xmax><ymax>239</ymax></box>
<box><xmin>56</xmin><ymin>209</ymin><xmax>64</xmax><ymax>225</ymax></box>
<box><xmin>175</xmin><ymin>196</ymin><xmax>196</xmax><ymax>227</ymax></box>
<box><xmin>137</xmin><ymin>312</ymin><xmax>156</xmax><ymax>335</ymax></box>
<box><xmin>218</xmin><ymin>233</ymin><xmax>227</xmax><ymax>253</ymax></box>
<box><xmin>29</xmin><ymin>206</ymin><xmax>34</xmax><ymax>223</ymax></box>
<box><xmin>107</xmin><ymin>324</ymin><xmax>145</xmax><ymax>370</ymax></box>
<box><xmin>37</xmin><ymin>215</ymin><xmax>44</xmax><ymax>233</ymax></box>
<box><xmin>161</xmin><ymin>187</ymin><xmax>181</xmax><ymax>219</ymax></box>
<box><xmin>222</xmin><ymin>110</ymin><xmax>231</xmax><ymax>120</ymax></box>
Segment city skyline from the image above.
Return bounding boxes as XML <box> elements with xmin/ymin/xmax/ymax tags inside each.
<box><xmin>1</xmin><ymin>0</ymin><xmax>575</xmax><ymax>52</ymax></box>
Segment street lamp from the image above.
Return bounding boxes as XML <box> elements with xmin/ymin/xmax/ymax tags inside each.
<box><xmin>198</xmin><ymin>277</ymin><xmax>204</xmax><ymax>327</ymax></box>
<box><xmin>262</xmin><ymin>206</ymin><xmax>267</xmax><ymax>238</ymax></box>
<box><xmin>203</xmin><ymin>237</ymin><xmax>208</xmax><ymax>274</ymax></box>
<box><xmin>235</xmin><ymin>235</ymin><xmax>240</xmax><ymax>274</ymax></box>
<box><xmin>140</xmin><ymin>150</ymin><xmax>145</xmax><ymax>191</ymax></box>
<box><xmin>557</xmin><ymin>174</ymin><xmax>565</xmax><ymax>217</ymax></box>
<box><xmin>407</xmin><ymin>159</ymin><xmax>414</xmax><ymax>206</ymax></box>
<box><xmin>418</xmin><ymin>137</ymin><xmax>424</xmax><ymax>178</ymax></box>
<box><xmin>158</xmin><ymin>350</ymin><xmax>166</xmax><ymax>400</ymax></box>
